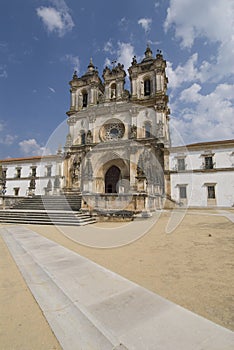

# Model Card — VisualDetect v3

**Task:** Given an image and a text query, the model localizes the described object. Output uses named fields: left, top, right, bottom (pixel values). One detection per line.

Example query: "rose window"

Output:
left=100, top=121, right=125, bottom=141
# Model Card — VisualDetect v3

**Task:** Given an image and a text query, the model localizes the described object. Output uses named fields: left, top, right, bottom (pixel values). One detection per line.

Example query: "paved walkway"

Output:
left=0, top=225, right=233, bottom=350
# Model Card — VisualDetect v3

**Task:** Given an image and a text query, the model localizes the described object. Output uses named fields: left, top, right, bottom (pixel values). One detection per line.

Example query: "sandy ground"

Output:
left=0, top=209, right=233, bottom=349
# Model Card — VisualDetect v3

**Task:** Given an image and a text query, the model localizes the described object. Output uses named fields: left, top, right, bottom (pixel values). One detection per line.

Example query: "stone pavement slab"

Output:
left=0, top=225, right=233, bottom=350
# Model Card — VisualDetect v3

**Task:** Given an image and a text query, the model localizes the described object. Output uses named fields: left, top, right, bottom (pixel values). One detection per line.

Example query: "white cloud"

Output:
left=179, top=83, right=201, bottom=103
left=117, top=42, right=135, bottom=70
left=103, top=41, right=135, bottom=75
left=166, top=53, right=200, bottom=89
left=104, top=57, right=111, bottom=67
left=48, top=86, right=56, bottom=93
left=118, top=17, right=129, bottom=30
left=2, top=134, right=17, bottom=145
left=155, top=2, right=160, bottom=9
left=170, top=83, right=234, bottom=145
left=0, top=65, right=7, bottom=78
left=0, top=122, right=17, bottom=146
left=103, top=40, right=114, bottom=54
left=36, top=0, right=74, bottom=37
left=164, top=0, right=234, bottom=81
left=62, top=54, right=80, bottom=72
left=4, top=135, right=15, bottom=146
left=164, top=0, right=233, bottom=47
left=19, top=139, right=46, bottom=156
left=103, top=41, right=135, bottom=71
left=138, top=18, right=152, bottom=33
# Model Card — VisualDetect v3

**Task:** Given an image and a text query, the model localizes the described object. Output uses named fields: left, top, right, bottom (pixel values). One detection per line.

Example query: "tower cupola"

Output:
left=67, top=59, right=104, bottom=116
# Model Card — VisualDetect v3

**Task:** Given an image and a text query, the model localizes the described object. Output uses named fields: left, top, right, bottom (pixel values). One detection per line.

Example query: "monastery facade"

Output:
left=0, top=46, right=234, bottom=211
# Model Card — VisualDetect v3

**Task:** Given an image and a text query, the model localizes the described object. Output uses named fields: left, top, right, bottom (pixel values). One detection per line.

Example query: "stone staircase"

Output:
left=0, top=194, right=96, bottom=226
left=11, top=194, right=82, bottom=211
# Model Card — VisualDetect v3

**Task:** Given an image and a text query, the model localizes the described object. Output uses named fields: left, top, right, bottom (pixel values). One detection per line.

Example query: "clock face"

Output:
left=101, top=121, right=125, bottom=141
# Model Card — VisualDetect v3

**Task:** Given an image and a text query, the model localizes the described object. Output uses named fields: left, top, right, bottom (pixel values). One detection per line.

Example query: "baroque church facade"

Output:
left=63, top=46, right=170, bottom=213
left=1, top=46, right=234, bottom=211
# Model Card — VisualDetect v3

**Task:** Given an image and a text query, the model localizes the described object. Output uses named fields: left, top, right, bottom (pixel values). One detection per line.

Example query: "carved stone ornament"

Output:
left=100, top=121, right=125, bottom=141
left=65, top=133, right=72, bottom=147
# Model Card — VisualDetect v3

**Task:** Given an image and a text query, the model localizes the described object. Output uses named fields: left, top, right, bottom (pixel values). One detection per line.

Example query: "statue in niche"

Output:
left=111, top=88, right=116, bottom=99
left=130, top=124, right=137, bottom=139
left=86, top=130, right=93, bottom=143
left=71, top=156, right=81, bottom=186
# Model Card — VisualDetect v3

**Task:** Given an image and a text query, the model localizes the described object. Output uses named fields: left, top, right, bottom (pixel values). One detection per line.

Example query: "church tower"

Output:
left=67, top=59, right=104, bottom=116
left=128, top=46, right=170, bottom=146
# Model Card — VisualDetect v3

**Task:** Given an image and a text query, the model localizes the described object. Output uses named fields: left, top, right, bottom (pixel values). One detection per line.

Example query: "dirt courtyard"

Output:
left=0, top=209, right=233, bottom=349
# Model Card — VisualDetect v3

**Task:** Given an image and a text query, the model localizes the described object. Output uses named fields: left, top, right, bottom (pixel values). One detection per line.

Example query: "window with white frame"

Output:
left=179, top=186, right=187, bottom=199
left=177, top=158, right=185, bottom=171
left=14, top=187, right=19, bottom=196
left=31, top=166, right=37, bottom=177
left=207, top=185, right=216, bottom=199
left=15, top=167, right=21, bottom=178
left=204, top=156, right=214, bottom=169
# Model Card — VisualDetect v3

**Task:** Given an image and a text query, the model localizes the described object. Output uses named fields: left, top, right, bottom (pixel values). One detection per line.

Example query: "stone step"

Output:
left=0, top=210, right=89, bottom=217
left=0, top=218, right=96, bottom=226
left=0, top=214, right=93, bottom=222
left=11, top=195, right=82, bottom=211
left=0, top=210, right=95, bottom=226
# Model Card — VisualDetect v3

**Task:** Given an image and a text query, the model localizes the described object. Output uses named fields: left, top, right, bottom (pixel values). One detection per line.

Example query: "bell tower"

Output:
left=128, top=45, right=170, bottom=146
left=67, top=59, right=104, bottom=116
left=129, top=46, right=169, bottom=105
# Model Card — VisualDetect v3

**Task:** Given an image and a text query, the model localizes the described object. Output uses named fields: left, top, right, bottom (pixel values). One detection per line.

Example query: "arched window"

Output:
left=145, top=123, right=151, bottom=138
left=144, top=79, right=151, bottom=96
left=82, top=91, right=88, bottom=107
left=80, top=130, right=86, bottom=145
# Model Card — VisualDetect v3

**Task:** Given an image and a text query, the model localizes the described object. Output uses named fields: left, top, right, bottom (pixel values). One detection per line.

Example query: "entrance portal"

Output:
left=105, top=166, right=120, bottom=193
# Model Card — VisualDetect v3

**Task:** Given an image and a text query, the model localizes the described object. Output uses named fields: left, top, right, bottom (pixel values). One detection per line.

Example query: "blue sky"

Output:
left=0, top=0, right=233, bottom=158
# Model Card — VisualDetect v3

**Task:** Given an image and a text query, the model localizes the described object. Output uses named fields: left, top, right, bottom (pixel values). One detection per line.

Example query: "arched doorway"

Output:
left=105, top=166, right=120, bottom=193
